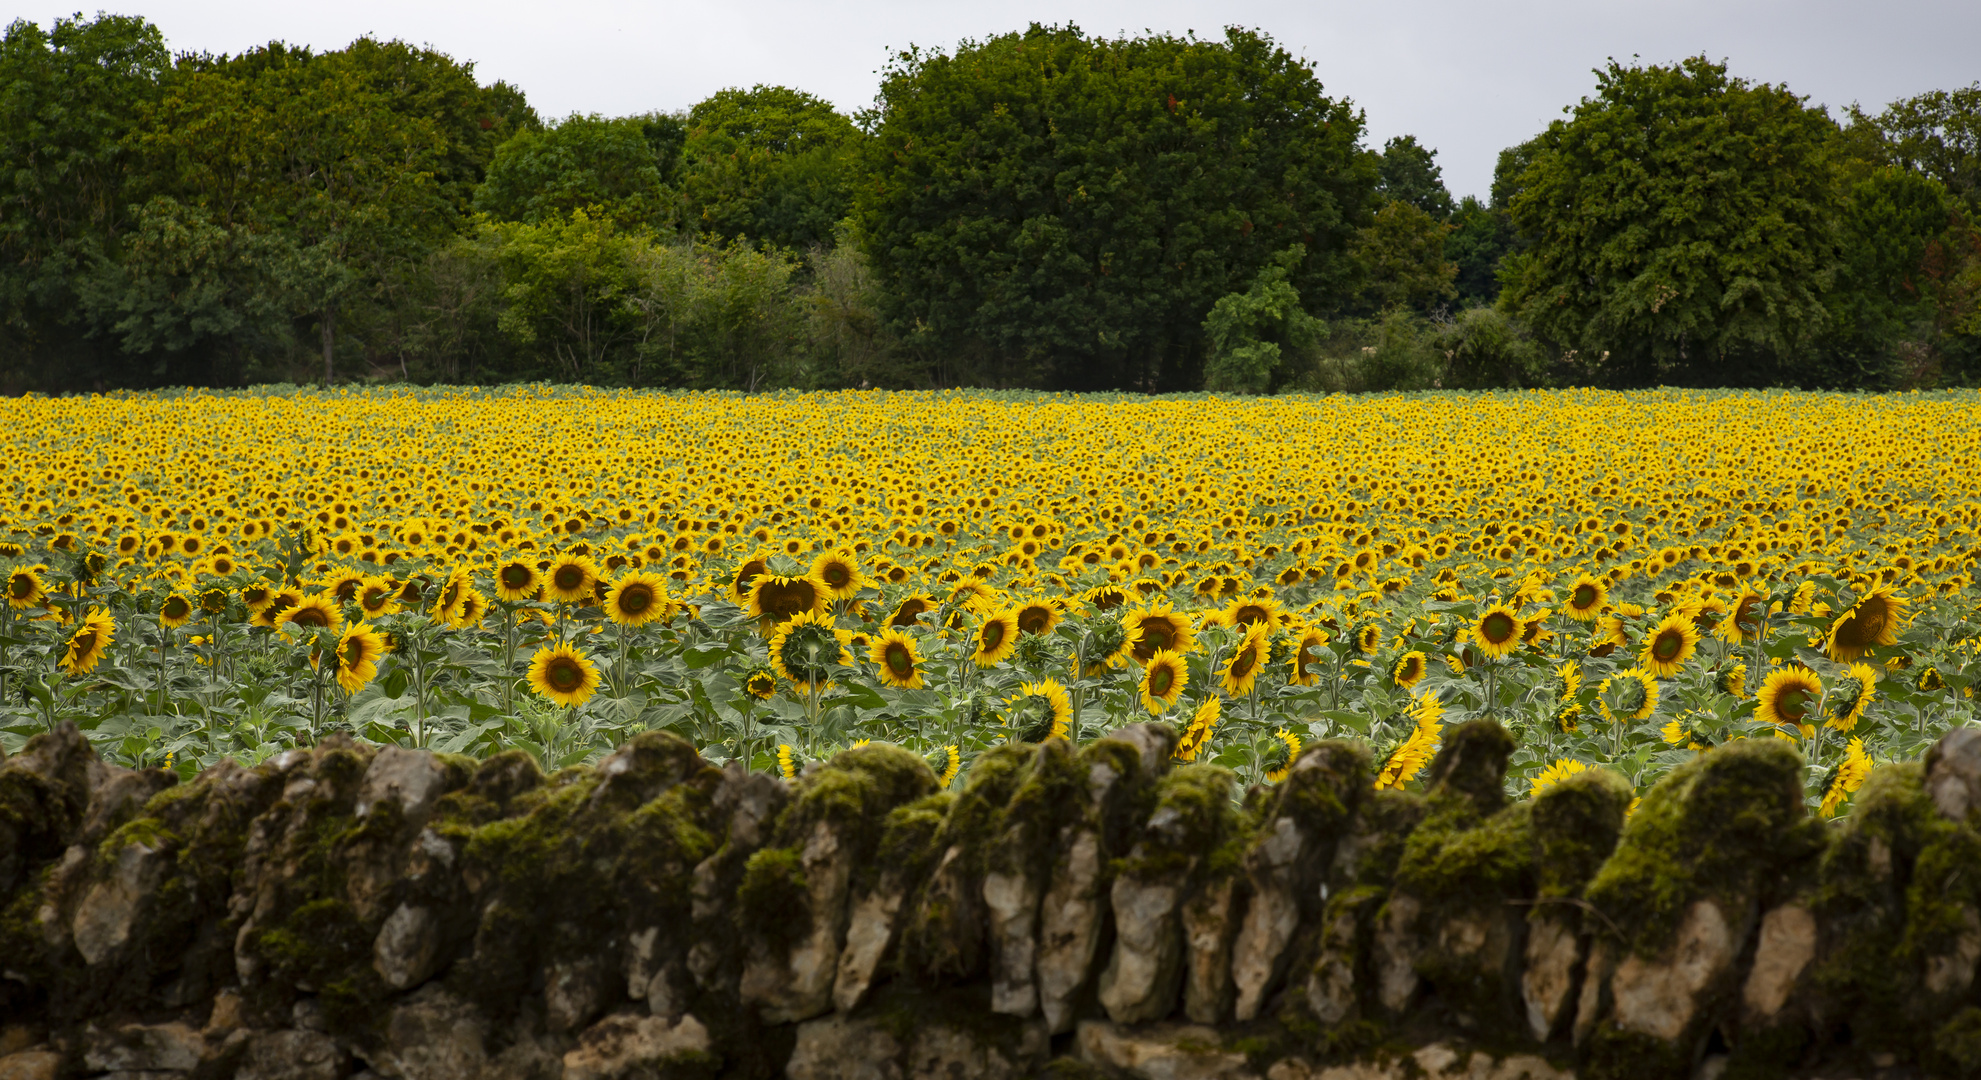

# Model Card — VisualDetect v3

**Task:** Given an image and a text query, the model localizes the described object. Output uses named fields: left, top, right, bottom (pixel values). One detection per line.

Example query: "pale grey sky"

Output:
left=33, top=0, right=1981, bottom=200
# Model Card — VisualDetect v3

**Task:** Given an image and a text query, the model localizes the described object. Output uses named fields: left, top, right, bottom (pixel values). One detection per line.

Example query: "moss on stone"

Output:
left=1117, top=764, right=1242, bottom=880
left=430, top=750, right=545, bottom=836
left=1271, top=740, right=1372, bottom=839
left=1530, top=768, right=1632, bottom=898
left=861, top=792, right=953, bottom=897
left=988, top=738, right=1087, bottom=882
left=738, top=846, right=810, bottom=953
left=1583, top=738, right=1823, bottom=960
left=1936, top=1007, right=1981, bottom=1078
left=1580, top=1021, right=1689, bottom=1080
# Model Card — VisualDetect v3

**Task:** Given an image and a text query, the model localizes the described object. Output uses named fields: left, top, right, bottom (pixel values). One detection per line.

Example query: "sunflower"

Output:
left=936, top=744, right=962, bottom=787
left=1083, top=583, right=1129, bottom=612
left=1529, top=758, right=1589, bottom=796
left=888, top=594, right=938, bottom=628
left=335, top=623, right=388, bottom=695
left=431, top=566, right=474, bottom=621
left=1124, top=598, right=1195, bottom=661
left=748, top=573, right=827, bottom=622
left=357, top=576, right=401, bottom=619
left=768, top=609, right=848, bottom=685
left=281, top=594, right=344, bottom=635
left=605, top=572, right=672, bottom=627
left=1717, top=664, right=1748, bottom=696
left=158, top=592, right=195, bottom=629
left=1005, top=679, right=1073, bottom=742
left=527, top=643, right=601, bottom=707
left=494, top=559, right=540, bottom=602
left=1825, top=662, right=1877, bottom=732
left=448, top=588, right=488, bottom=630
left=1219, top=624, right=1270, bottom=697
left=1820, top=737, right=1873, bottom=817
left=1918, top=667, right=1945, bottom=692
left=1289, top=628, right=1329, bottom=687
left=198, top=587, right=229, bottom=616
left=1472, top=603, right=1523, bottom=659
left=543, top=554, right=600, bottom=605
left=7, top=567, right=46, bottom=609
left=742, top=666, right=779, bottom=700
left=59, top=608, right=115, bottom=675
left=1222, top=594, right=1282, bottom=630
left=1638, top=611, right=1701, bottom=678
left=1562, top=574, right=1606, bottom=622
left=1175, top=696, right=1222, bottom=762
left=731, top=554, right=772, bottom=605
left=1139, top=649, right=1189, bottom=714
left=1597, top=668, right=1658, bottom=723
left=1014, top=598, right=1063, bottom=637
left=1392, top=651, right=1428, bottom=692
left=1376, top=695, right=1443, bottom=789
left=1826, top=589, right=1904, bottom=661
left=871, top=628, right=926, bottom=690
left=970, top=608, right=1021, bottom=667
left=1590, top=613, right=1631, bottom=657
left=776, top=744, right=799, bottom=779
left=810, top=550, right=865, bottom=600
left=1264, top=727, right=1302, bottom=783
left=1756, top=667, right=1823, bottom=730
left=249, top=589, right=301, bottom=629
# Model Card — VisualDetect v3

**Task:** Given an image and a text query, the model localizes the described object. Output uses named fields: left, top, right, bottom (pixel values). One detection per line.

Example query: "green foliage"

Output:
left=1431, top=305, right=1548, bottom=389
left=681, top=85, right=861, bottom=251
left=1375, top=135, right=1453, bottom=219
left=1348, top=201, right=1456, bottom=313
left=1501, top=56, right=1842, bottom=387
left=1875, top=83, right=1981, bottom=208
left=476, top=113, right=681, bottom=231
left=1446, top=196, right=1512, bottom=306
left=1202, top=246, right=1326, bottom=393
left=855, top=23, right=1377, bottom=391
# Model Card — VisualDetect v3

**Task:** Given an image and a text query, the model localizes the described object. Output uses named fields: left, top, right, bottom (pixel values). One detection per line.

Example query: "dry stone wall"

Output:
left=7, top=719, right=1981, bottom=1080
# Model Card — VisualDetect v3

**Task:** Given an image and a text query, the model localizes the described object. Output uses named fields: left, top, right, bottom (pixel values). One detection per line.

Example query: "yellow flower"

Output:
left=1638, top=611, right=1700, bottom=678
left=1756, top=667, right=1822, bottom=730
left=604, top=571, right=671, bottom=627
left=1139, top=649, right=1189, bottom=714
left=527, top=643, right=600, bottom=707
left=1219, top=624, right=1270, bottom=697
left=335, top=623, right=389, bottom=695
left=1472, top=603, right=1522, bottom=659
left=1825, top=663, right=1877, bottom=732
left=59, top=608, right=116, bottom=675
left=1175, top=696, right=1222, bottom=762
left=871, top=629, right=925, bottom=690
left=969, top=608, right=1020, bottom=667
left=1597, top=668, right=1658, bottom=723
left=1820, top=737, right=1872, bottom=817
left=1393, top=650, right=1427, bottom=691
left=1562, top=574, right=1606, bottom=621
left=1530, top=758, right=1588, bottom=796
left=1376, top=695, right=1442, bottom=790
left=543, top=554, right=600, bottom=605
left=778, top=743, right=798, bottom=779
left=1265, top=727, right=1302, bottom=783
left=1826, top=588, right=1904, bottom=661
left=1005, top=679, right=1072, bottom=742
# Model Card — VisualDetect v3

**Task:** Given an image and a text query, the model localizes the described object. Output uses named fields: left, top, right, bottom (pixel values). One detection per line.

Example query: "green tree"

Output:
left=1375, top=135, right=1453, bottom=218
left=0, top=14, right=168, bottom=386
left=1874, top=84, right=1981, bottom=208
left=855, top=24, right=1376, bottom=391
left=475, top=113, right=683, bottom=232
left=1202, top=245, right=1326, bottom=393
left=1446, top=147, right=1534, bottom=305
left=1500, top=57, right=1842, bottom=386
left=1349, top=200, right=1456, bottom=312
left=681, top=86, right=862, bottom=251
left=486, top=209, right=643, bottom=383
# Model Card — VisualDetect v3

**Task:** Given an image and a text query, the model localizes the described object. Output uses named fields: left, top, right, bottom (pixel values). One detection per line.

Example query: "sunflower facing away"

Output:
left=1264, top=727, right=1302, bottom=783
left=1825, top=662, right=1877, bottom=732
left=60, top=608, right=116, bottom=675
left=528, top=643, right=601, bottom=707
left=335, top=623, right=388, bottom=695
left=1638, top=611, right=1701, bottom=678
left=871, top=628, right=925, bottom=690
left=769, top=609, right=848, bottom=686
left=1756, top=667, right=1823, bottom=730
left=743, top=666, right=779, bottom=700
left=1597, top=668, right=1658, bottom=723
left=1005, top=679, right=1072, bottom=743
left=1140, top=649, right=1189, bottom=714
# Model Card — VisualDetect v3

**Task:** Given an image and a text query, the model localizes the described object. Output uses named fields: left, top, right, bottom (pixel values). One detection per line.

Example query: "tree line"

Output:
left=2, top=16, right=1976, bottom=393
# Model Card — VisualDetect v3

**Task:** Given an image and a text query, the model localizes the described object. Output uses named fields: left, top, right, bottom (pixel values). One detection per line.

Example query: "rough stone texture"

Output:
left=17, top=721, right=1981, bottom=1080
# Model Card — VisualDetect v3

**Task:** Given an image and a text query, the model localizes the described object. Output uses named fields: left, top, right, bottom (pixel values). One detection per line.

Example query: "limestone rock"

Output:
left=983, top=863, right=1044, bottom=1015
left=368, top=984, right=491, bottom=1080
left=1099, top=870, right=1189, bottom=1024
left=1926, top=726, right=1981, bottom=821
left=1037, top=741, right=1148, bottom=1033
left=1924, top=905, right=1981, bottom=997
left=80, top=1022, right=204, bottom=1073
left=563, top=1013, right=712, bottom=1080
left=1521, top=911, right=1582, bottom=1042
left=905, top=1021, right=1048, bottom=1080
left=1372, top=892, right=1422, bottom=1014
left=71, top=836, right=169, bottom=965
left=1075, top=1020, right=1256, bottom=1080
left=1740, top=903, right=1817, bottom=1023
left=831, top=884, right=907, bottom=1013
left=355, top=746, right=452, bottom=831
left=786, top=1014, right=903, bottom=1080
left=742, top=819, right=855, bottom=1023
left=1182, top=877, right=1239, bottom=1024
left=547, top=955, right=611, bottom=1033
left=235, top=1030, right=349, bottom=1080
left=373, top=903, right=443, bottom=990
left=0, top=1051, right=62, bottom=1080
left=1305, top=887, right=1382, bottom=1026
left=1607, top=899, right=1735, bottom=1043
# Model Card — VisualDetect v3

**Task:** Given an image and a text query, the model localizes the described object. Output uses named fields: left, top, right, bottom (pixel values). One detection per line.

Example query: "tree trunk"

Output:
left=321, top=306, right=336, bottom=384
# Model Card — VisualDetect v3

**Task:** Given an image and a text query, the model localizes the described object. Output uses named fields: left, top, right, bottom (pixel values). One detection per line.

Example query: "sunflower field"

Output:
left=3, top=385, right=1979, bottom=816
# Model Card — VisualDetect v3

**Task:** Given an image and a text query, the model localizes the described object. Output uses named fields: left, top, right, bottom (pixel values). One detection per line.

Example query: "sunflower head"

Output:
left=495, top=560, right=540, bottom=602
left=544, top=554, right=600, bottom=605
left=1756, top=667, right=1823, bottom=730
left=7, top=567, right=47, bottom=608
left=527, top=643, right=601, bottom=707
left=1219, top=625, right=1270, bottom=697
left=750, top=573, right=827, bottom=622
left=59, top=609, right=115, bottom=676
left=1563, top=574, right=1607, bottom=621
left=810, top=550, right=865, bottom=599
left=1015, top=599, right=1062, bottom=637
left=1826, top=589, right=1904, bottom=661
left=1393, top=651, right=1427, bottom=691
left=769, top=610, right=847, bottom=685
left=1264, top=727, right=1302, bottom=783
left=1597, top=668, right=1658, bottom=723
left=159, top=592, right=195, bottom=629
left=1139, top=649, right=1189, bottom=714
left=871, top=628, right=925, bottom=690
left=282, top=595, right=344, bottom=635
left=335, top=623, right=389, bottom=694
left=1638, top=611, right=1701, bottom=678
left=971, top=609, right=1021, bottom=667
left=1826, top=663, right=1877, bottom=732
left=1005, top=679, right=1072, bottom=743
left=743, top=666, right=779, bottom=700
left=1472, top=604, right=1523, bottom=659
left=605, top=572, right=671, bottom=627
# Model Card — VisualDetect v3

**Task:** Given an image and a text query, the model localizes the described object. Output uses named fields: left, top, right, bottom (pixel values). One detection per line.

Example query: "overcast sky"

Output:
left=37, top=0, right=1981, bottom=200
